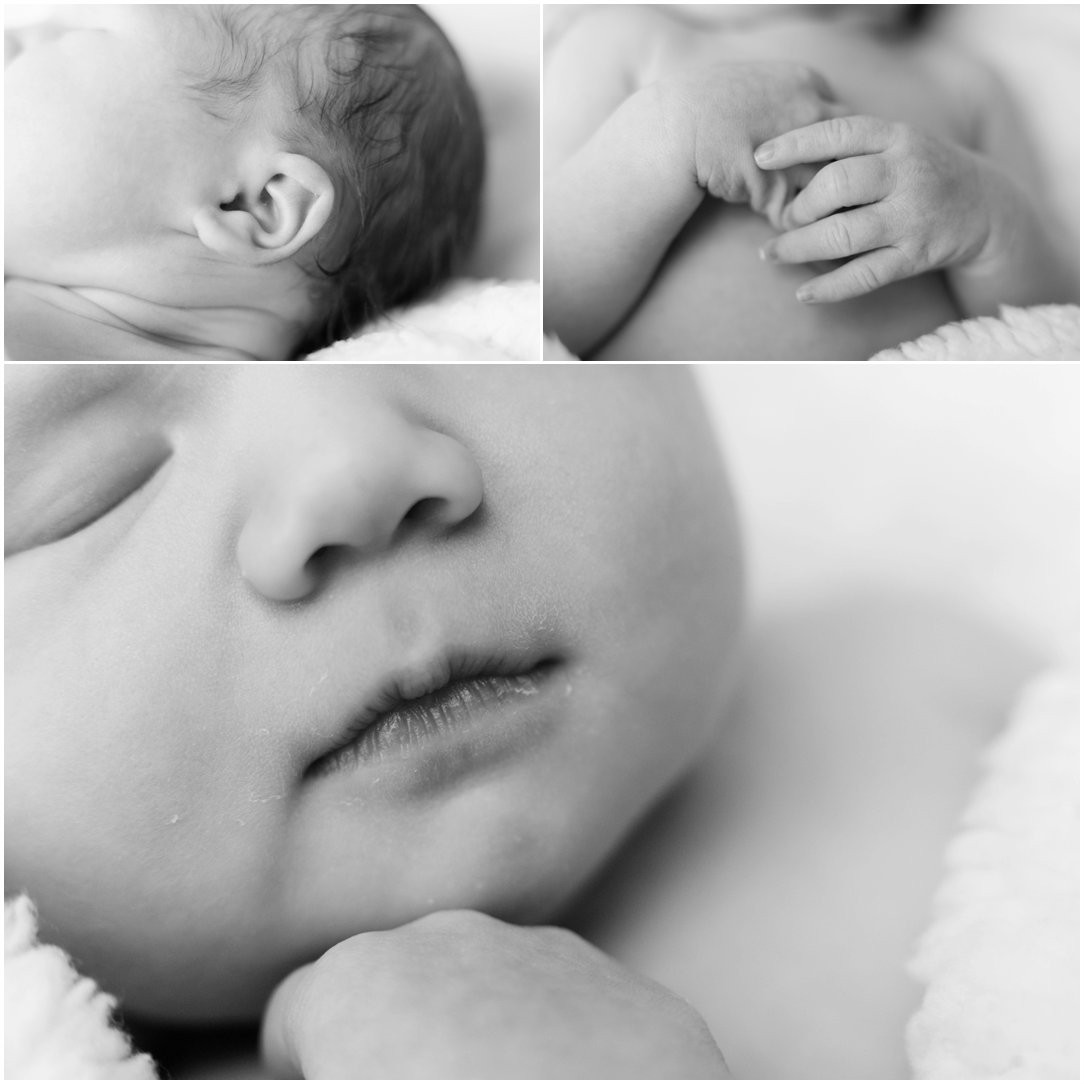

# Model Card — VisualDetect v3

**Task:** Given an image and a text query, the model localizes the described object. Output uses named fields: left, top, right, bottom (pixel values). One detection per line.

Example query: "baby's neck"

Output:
left=4, top=278, right=303, bottom=360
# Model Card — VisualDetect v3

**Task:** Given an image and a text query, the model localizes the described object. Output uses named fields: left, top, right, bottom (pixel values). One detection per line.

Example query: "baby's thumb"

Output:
left=260, top=963, right=316, bottom=1079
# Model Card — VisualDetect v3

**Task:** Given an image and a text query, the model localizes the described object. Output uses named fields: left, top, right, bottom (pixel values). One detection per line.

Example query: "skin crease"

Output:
left=4, top=7, right=329, bottom=359
left=4, top=364, right=743, bottom=1023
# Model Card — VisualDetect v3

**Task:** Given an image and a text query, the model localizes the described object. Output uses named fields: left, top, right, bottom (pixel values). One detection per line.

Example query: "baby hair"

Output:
left=186, top=5, right=485, bottom=354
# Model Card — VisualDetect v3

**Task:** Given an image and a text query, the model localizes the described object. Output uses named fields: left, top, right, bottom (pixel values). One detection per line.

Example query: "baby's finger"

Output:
left=755, top=115, right=898, bottom=170
left=786, top=162, right=821, bottom=193
left=260, top=963, right=316, bottom=1078
left=762, top=205, right=888, bottom=265
left=795, top=247, right=911, bottom=304
left=781, top=155, right=891, bottom=231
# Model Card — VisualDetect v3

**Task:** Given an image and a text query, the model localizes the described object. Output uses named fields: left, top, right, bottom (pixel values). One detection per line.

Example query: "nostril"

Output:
left=303, top=544, right=335, bottom=581
left=404, top=497, right=447, bottom=524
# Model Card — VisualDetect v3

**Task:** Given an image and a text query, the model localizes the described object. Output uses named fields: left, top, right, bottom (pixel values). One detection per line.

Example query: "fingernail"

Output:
left=754, top=144, right=775, bottom=166
left=796, top=286, right=815, bottom=303
left=759, top=244, right=775, bottom=262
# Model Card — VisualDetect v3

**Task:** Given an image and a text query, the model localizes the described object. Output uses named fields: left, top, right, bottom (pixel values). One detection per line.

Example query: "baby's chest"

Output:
left=652, top=20, right=974, bottom=147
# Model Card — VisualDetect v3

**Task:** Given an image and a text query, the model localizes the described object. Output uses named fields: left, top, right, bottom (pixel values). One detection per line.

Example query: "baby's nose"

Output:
left=237, top=417, right=483, bottom=602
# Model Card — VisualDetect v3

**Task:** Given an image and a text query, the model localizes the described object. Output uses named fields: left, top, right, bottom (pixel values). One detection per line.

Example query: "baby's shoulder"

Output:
left=919, top=36, right=1043, bottom=193
left=547, top=5, right=694, bottom=93
left=910, top=34, right=1004, bottom=151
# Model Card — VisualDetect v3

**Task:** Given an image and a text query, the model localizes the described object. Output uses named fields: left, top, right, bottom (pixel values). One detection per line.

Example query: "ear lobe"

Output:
left=194, top=153, right=335, bottom=266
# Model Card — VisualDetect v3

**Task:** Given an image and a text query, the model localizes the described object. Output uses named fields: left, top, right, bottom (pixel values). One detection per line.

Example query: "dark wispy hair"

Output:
left=185, top=5, right=485, bottom=356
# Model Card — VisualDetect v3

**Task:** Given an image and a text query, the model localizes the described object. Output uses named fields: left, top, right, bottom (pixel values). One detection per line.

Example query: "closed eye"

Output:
left=6, top=453, right=171, bottom=557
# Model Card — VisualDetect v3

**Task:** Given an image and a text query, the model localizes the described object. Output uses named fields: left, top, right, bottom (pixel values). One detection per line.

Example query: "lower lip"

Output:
left=309, top=666, right=562, bottom=787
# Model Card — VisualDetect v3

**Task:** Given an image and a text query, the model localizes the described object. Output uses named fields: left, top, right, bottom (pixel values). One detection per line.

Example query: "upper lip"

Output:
left=359, top=647, right=559, bottom=727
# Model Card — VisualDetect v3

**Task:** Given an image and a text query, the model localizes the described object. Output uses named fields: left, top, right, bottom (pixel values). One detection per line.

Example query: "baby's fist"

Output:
left=659, top=60, right=848, bottom=227
left=261, top=909, right=728, bottom=1079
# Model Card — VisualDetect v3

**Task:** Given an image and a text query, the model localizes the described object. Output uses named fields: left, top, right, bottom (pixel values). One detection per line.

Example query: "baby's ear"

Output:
left=193, top=154, right=334, bottom=265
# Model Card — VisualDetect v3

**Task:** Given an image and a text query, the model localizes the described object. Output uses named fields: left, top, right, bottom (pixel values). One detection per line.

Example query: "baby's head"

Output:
left=5, top=365, right=743, bottom=1023
left=668, top=4, right=916, bottom=28
left=4, top=5, right=483, bottom=356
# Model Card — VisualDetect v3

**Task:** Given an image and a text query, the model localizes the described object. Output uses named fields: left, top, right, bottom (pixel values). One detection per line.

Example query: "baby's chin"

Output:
left=97, top=820, right=618, bottom=1023
left=124, top=895, right=584, bottom=1024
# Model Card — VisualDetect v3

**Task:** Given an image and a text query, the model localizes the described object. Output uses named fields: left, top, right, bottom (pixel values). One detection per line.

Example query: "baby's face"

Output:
left=5, top=6, right=227, bottom=285
left=5, top=365, right=742, bottom=1022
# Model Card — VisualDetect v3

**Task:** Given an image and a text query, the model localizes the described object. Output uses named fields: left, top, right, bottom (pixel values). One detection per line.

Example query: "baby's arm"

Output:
left=260, top=910, right=728, bottom=1078
left=755, top=115, right=1077, bottom=316
left=544, top=83, right=703, bottom=358
left=544, top=13, right=845, bottom=356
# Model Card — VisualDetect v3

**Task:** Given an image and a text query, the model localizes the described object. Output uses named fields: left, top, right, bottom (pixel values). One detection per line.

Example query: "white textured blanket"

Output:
left=304, top=279, right=541, bottom=361
left=547, top=305, right=1080, bottom=363
left=4, top=896, right=155, bottom=1079
left=906, top=671, right=1080, bottom=1079
left=871, top=304, right=1080, bottom=362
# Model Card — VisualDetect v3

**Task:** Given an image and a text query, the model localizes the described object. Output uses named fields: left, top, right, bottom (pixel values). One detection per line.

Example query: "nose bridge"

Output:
left=236, top=383, right=483, bottom=602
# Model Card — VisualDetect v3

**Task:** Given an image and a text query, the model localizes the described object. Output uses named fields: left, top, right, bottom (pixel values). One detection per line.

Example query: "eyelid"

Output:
left=7, top=451, right=171, bottom=557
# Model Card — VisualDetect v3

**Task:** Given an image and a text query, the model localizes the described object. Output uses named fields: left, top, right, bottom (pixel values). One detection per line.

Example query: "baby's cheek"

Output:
left=568, top=376, right=744, bottom=765
left=5, top=540, right=279, bottom=900
left=4, top=631, right=297, bottom=1017
left=5, top=56, right=169, bottom=270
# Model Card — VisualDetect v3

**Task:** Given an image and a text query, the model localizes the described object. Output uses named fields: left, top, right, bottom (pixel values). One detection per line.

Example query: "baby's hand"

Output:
left=657, top=61, right=848, bottom=227
left=260, top=909, right=728, bottom=1079
left=755, top=115, right=1005, bottom=303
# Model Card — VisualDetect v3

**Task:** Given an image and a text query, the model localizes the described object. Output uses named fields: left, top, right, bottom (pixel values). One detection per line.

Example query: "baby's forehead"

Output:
left=53, top=6, right=237, bottom=84
left=166, top=5, right=324, bottom=118
left=79, top=5, right=203, bottom=44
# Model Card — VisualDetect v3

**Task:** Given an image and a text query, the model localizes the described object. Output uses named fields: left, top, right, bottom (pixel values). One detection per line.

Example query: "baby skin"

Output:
left=544, top=6, right=1076, bottom=359
left=5, top=6, right=483, bottom=361
left=4, top=9, right=329, bottom=360
left=5, top=364, right=742, bottom=1077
